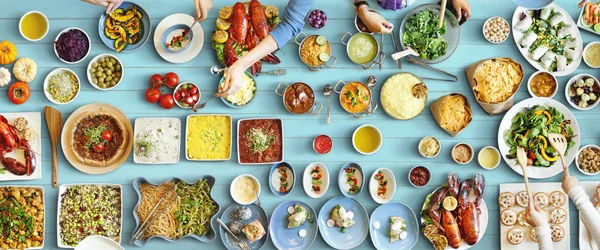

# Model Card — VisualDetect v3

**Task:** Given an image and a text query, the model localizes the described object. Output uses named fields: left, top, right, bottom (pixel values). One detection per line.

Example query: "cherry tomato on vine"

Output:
left=164, top=72, right=179, bottom=88
left=159, top=94, right=175, bottom=109
left=145, top=87, right=161, bottom=103
left=149, top=74, right=164, bottom=87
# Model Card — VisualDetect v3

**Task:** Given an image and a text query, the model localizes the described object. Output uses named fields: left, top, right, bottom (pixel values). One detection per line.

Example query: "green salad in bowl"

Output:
left=504, top=105, right=575, bottom=167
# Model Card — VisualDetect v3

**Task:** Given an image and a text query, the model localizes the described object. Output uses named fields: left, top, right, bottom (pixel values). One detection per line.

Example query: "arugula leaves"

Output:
left=402, top=9, right=448, bottom=60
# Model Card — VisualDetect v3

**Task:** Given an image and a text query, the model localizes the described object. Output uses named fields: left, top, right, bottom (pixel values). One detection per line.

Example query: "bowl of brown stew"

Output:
left=275, top=82, right=322, bottom=115
left=237, top=118, right=284, bottom=165
left=333, top=80, right=373, bottom=118
left=294, top=32, right=336, bottom=71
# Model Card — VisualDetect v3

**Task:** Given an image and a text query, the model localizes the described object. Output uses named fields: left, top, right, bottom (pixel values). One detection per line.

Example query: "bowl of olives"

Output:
left=565, top=74, right=600, bottom=111
left=87, top=54, right=124, bottom=90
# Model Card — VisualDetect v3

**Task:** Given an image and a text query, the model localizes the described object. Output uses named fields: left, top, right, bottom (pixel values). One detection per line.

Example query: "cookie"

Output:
left=517, top=211, right=530, bottom=227
left=550, top=207, right=567, bottom=224
left=501, top=209, right=517, bottom=226
left=499, top=192, right=515, bottom=208
left=549, top=191, right=566, bottom=207
left=13, top=117, right=28, bottom=132
left=534, top=192, right=549, bottom=208
left=507, top=228, right=525, bottom=245
left=516, top=191, right=529, bottom=207
left=551, top=225, right=565, bottom=242
left=530, top=227, right=538, bottom=242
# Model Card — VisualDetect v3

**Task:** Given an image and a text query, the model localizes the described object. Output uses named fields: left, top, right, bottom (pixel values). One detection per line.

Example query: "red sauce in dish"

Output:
left=313, top=135, right=332, bottom=154
left=409, top=166, right=430, bottom=187
left=238, top=119, right=283, bottom=163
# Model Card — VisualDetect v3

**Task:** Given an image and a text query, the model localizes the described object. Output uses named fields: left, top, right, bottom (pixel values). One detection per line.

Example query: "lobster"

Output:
left=0, top=115, right=36, bottom=176
left=428, top=186, right=448, bottom=234
left=249, top=0, right=269, bottom=40
left=442, top=208, right=462, bottom=249
left=448, top=173, right=461, bottom=199
left=457, top=173, right=486, bottom=246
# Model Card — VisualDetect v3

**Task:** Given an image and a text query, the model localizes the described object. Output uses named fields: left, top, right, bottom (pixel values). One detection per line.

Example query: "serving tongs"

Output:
left=129, top=184, right=177, bottom=244
left=391, top=48, right=458, bottom=82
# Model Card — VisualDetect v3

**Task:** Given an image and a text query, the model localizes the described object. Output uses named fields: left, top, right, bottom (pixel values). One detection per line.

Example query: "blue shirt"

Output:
left=270, top=0, right=315, bottom=49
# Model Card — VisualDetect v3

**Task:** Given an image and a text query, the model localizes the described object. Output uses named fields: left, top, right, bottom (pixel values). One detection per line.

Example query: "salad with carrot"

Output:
left=504, top=105, right=575, bottom=167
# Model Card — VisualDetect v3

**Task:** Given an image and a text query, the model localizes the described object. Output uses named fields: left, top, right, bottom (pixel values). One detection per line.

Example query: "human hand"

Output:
left=525, top=201, right=549, bottom=227
left=357, top=7, right=393, bottom=34
left=452, top=0, right=471, bottom=22
left=216, top=63, right=245, bottom=97
left=194, top=0, right=213, bottom=21
left=562, top=174, right=580, bottom=194
left=579, top=0, right=588, bottom=8
left=83, top=0, right=123, bottom=14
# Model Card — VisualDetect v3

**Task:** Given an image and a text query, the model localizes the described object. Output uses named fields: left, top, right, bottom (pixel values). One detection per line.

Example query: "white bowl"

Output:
left=19, top=11, right=49, bottom=41
left=86, top=54, right=124, bottom=90
left=418, top=136, right=441, bottom=158
left=54, top=27, right=91, bottom=64
left=575, top=145, right=600, bottom=176
left=352, top=124, right=382, bottom=155
left=527, top=70, right=558, bottom=98
left=483, top=16, right=510, bottom=44
left=583, top=41, right=600, bottom=69
left=477, top=146, right=501, bottom=170
left=408, top=165, right=431, bottom=188
left=173, top=82, right=201, bottom=109
left=303, top=162, right=329, bottom=198
left=43, top=68, right=81, bottom=105
left=230, top=174, right=261, bottom=205
left=452, top=142, right=474, bottom=164
left=564, top=74, right=600, bottom=111
left=369, top=168, right=396, bottom=204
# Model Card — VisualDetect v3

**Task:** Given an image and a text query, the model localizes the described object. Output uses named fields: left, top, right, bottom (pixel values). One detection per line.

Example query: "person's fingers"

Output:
left=106, top=3, right=115, bottom=14
left=195, top=0, right=203, bottom=20
left=200, top=9, right=209, bottom=21
left=455, top=6, right=462, bottom=22
left=110, top=0, right=121, bottom=13
left=464, top=7, right=472, bottom=20
left=227, top=84, right=242, bottom=95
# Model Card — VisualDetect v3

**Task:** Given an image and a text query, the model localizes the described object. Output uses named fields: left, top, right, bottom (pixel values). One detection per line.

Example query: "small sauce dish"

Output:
left=452, top=142, right=474, bottom=164
left=477, top=146, right=501, bottom=170
left=230, top=174, right=260, bottom=205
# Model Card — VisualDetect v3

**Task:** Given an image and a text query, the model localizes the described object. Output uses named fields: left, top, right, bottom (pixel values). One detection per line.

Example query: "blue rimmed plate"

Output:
left=131, top=176, right=220, bottom=246
left=369, top=202, right=419, bottom=250
left=269, top=162, right=295, bottom=196
left=318, top=196, right=369, bottom=249
left=219, top=203, right=269, bottom=250
left=98, top=1, right=151, bottom=53
left=338, top=162, right=364, bottom=198
left=269, top=200, right=318, bottom=250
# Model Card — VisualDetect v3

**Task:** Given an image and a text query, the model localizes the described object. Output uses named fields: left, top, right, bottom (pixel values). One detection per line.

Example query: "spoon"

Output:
left=367, top=76, right=378, bottom=114
left=323, top=84, right=332, bottom=124
left=254, top=190, right=262, bottom=208
left=192, top=96, right=216, bottom=112
left=210, top=65, right=225, bottom=75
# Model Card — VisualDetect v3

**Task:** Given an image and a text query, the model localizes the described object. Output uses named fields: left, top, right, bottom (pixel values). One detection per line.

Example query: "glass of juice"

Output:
left=19, top=11, right=49, bottom=41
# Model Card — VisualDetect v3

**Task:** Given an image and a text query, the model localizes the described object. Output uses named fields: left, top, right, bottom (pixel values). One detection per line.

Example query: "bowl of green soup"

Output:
left=341, top=32, right=382, bottom=69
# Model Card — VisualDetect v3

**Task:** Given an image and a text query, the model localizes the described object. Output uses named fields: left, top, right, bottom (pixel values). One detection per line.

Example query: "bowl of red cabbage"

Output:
left=54, top=27, right=91, bottom=64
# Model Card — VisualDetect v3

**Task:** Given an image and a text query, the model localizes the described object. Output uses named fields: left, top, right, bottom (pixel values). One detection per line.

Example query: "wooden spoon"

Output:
left=44, top=106, right=62, bottom=188
left=439, top=0, right=447, bottom=29
left=517, top=146, right=533, bottom=201
left=548, top=133, right=570, bottom=175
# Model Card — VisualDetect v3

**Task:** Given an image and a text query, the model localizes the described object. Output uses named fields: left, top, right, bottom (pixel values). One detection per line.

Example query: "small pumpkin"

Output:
left=0, top=40, right=18, bottom=65
left=13, top=57, right=37, bottom=83
left=0, top=67, right=10, bottom=87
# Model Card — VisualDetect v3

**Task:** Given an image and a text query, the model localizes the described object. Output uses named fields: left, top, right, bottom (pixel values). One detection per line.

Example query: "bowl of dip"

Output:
left=313, top=134, right=332, bottom=154
left=583, top=41, right=600, bottom=69
left=19, top=11, right=49, bottom=41
left=418, top=136, right=440, bottom=158
left=230, top=174, right=260, bottom=205
left=408, top=166, right=431, bottom=188
left=352, top=124, right=382, bottom=155
left=452, top=142, right=473, bottom=164
left=477, top=146, right=500, bottom=170
left=527, top=71, right=557, bottom=98
left=341, top=31, right=382, bottom=69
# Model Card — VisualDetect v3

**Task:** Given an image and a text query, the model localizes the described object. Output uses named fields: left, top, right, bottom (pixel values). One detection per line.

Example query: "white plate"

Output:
left=185, top=114, right=232, bottom=161
left=133, top=117, right=180, bottom=164
left=511, top=2, right=583, bottom=77
left=369, top=168, right=396, bottom=204
left=579, top=181, right=599, bottom=250
left=56, top=184, right=123, bottom=249
left=0, top=112, right=42, bottom=181
left=303, top=162, right=329, bottom=198
left=500, top=182, right=569, bottom=250
left=153, top=13, right=204, bottom=63
left=75, top=235, right=124, bottom=250
left=497, top=98, right=580, bottom=179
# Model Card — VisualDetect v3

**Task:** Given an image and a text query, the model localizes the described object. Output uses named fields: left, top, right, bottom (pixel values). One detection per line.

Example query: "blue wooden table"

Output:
left=2, top=0, right=599, bottom=249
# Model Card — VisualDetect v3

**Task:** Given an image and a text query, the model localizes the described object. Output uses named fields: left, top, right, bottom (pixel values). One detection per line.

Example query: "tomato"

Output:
left=190, top=86, right=198, bottom=95
left=82, top=136, right=90, bottom=145
left=8, top=82, right=30, bottom=105
left=191, top=94, right=199, bottom=102
left=164, top=72, right=179, bottom=88
left=159, top=94, right=175, bottom=109
left=185, top=96, right=194, bottom=104
left=527, top=158, right=533, bottom=166
left=180, top=90, right=187, bottom=98
left=174, top=91, right=182, bottom=101
left=145, top=87, right=161, bottom=103
left=101, top=131, right=113, bottom=141
left=93, top=143, right=105, bottom=153
left=149, top=74, right=164, bottom=87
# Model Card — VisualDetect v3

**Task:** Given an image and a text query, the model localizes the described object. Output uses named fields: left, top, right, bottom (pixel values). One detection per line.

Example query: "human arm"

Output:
left=525, top=201, right=553, bottom=250
left=563, top=174, right=600, bottom=248
left=354, top=0, right=393, bottom=34
left=451, top=0, right=471, bottom=22
left=81, top=0, right=123, bottom=14
left=194, top=0, right=213, bottom=21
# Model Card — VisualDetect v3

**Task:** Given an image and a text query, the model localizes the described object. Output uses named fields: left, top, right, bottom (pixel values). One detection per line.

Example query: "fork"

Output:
left=217, top=218, right=250, bottom=250
left=548, top=133, right=570, bottom=175
left=261, top=69, right=286, bottom=76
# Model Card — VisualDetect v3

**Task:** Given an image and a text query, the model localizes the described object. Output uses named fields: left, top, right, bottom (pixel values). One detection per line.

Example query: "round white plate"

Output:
left=497, top=98, right=580, bottom=179
left=153, top=13, right=204, bottom=63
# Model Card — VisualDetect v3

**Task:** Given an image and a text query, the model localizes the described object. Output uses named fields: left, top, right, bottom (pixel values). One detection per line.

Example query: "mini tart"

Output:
left=498, top=192, right=515, bottom=208
left=550, top=207, right=567, bottom=224
left=551, top=225, right=565, bottom=242
left=517, top=211, right=530, bottom=227
left=501, top=209, right=517, bottom=226
left=516, top=191, right=529, bottom=207
left=549, top=190, right=566, bottom=207
left=507, top=227, right=525, bottom=245
left=533, top=192, right=549, bottom=208
left=530, top=227, right=538, bottom=242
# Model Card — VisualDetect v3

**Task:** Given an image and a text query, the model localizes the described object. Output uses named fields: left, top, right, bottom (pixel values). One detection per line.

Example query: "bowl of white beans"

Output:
left=483, top=16, right=510, bottom=44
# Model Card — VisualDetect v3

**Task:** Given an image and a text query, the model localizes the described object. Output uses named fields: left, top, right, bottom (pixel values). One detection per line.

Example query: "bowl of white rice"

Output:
left=220, top=71, right=257, bottom=108
left=380, top=72, right=428, bottom=120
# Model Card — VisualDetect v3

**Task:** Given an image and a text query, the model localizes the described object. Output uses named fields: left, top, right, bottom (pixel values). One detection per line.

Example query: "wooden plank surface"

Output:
left=1, top=0, right=598, bottom=249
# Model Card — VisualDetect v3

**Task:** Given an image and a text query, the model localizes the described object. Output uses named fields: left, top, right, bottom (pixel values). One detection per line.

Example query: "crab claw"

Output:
left=474, top=173, right=485, bottom=206
left=447, top=173, right=461, bottom=199
left=262, top=53, right=280, bottom=64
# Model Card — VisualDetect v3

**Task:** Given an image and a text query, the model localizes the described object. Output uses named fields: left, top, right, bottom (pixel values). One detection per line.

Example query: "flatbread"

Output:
left=70, top=111, right=127, bottom=167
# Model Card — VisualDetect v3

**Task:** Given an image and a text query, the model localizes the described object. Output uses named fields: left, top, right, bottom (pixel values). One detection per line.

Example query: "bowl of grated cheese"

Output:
left=43, top=68, right=80, bottom=105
